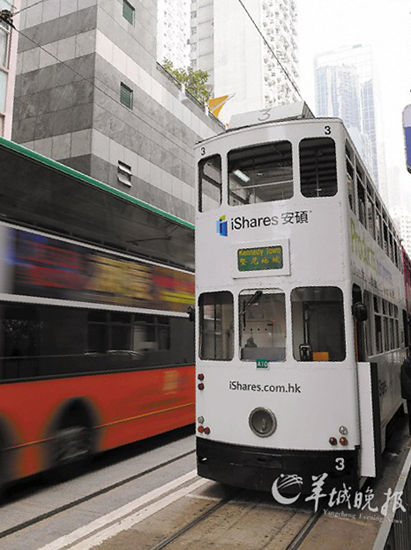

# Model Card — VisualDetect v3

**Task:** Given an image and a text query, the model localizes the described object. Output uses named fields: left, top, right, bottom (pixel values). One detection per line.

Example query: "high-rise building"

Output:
left=12, top=0, right=222, bottom=223
left=314, top=44, right=379, bottom=186
left=0, top=0, right=19, bottom=139
left=190, top=0, right=299, bottom=122
left=157, top=0, right=190, bottom=68
left=392, top=207, right=411, bottom=257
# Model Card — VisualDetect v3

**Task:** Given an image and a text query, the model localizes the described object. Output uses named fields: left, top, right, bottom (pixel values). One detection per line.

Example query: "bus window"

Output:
left=199, top=292, right=233, bottom=360
left=239, top=289, right=286, bottom=361
left=299, top=137, right=337, bottom=198
left=291, top=286, right=345, bottom=361
left=228, top=141, right=293, bottom=205
left=199, top=155, right=222, bottom=213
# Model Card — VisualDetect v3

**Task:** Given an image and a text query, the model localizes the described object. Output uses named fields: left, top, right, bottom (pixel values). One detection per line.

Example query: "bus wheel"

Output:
left=50, top=425, right=93, bottom=481
left=0, top=448, right=5, bottom=501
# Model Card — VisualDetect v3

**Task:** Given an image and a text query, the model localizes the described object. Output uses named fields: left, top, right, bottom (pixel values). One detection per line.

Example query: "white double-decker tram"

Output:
left=195, top=104, right=407, bottom=494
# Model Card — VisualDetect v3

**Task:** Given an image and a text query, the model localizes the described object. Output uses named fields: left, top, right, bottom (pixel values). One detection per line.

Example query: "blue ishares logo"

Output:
left=216, top=215, right=228, bottom=236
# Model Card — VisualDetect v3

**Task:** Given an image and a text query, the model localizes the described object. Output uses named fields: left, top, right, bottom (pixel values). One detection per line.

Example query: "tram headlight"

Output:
left=248, top=407, right=277, bottom=438
left=339, top=426, right=348, bottom=435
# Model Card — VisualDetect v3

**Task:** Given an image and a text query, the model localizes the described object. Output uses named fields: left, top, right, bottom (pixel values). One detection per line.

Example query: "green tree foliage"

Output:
left=163, top=59, right=211, bottom=105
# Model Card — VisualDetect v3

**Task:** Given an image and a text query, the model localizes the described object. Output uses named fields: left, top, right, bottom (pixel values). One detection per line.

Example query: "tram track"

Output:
left=0, top=448, right=195, bottom=540
left=285, top=511, right=321, bottom=550
left=144, top=487, right=321, bottom=550
left=149, top=490, right=238, bottom=550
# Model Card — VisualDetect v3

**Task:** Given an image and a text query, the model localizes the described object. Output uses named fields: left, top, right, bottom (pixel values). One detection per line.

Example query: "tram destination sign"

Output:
left=237, top=245, right=283, bottom=272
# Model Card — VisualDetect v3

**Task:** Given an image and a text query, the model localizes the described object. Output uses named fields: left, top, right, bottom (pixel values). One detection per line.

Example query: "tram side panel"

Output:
left=349, top=214, right=406, bottom=476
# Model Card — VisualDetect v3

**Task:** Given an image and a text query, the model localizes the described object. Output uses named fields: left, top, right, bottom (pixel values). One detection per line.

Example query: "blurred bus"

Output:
left=0, top=139, right=195, bottom=492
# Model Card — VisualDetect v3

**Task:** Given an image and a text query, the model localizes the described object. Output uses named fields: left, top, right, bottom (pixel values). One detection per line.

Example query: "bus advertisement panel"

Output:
left=1, top=226, right=194, bottom=313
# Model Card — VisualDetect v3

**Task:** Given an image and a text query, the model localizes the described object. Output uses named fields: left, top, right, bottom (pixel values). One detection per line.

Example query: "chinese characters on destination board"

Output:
left=237, top=246, right=283, bottom=272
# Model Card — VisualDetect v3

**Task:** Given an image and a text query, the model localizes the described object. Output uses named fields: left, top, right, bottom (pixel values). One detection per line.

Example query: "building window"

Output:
left=117, top=161, right=132, bottom=187
left=120, top=83, right=133, bottom=109
left=123, top=0, right=135, bottom=25
left=0, top=22, right=10, bottom=69
left=0, top=69, right=7, bottom=113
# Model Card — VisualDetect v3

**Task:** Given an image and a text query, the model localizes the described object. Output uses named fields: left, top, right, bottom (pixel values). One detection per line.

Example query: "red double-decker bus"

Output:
left=0, top=139, right=195, bottom=492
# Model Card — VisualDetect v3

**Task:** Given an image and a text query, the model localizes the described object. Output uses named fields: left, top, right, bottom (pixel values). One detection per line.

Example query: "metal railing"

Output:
left=155, top=62, right=225, bottom=130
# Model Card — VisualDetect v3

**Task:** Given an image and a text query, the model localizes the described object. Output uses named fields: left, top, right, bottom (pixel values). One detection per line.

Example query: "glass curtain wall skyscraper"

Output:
left=315, top=44, right=379, bottom=186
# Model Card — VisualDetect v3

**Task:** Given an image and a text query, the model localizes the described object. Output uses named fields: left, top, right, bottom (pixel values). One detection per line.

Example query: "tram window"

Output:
left=291, top=286, right=345, bottom=361
left=356, top=171, right=366, bottom=226
left=299, top=138, right=337, bottom=197
left=364, top=291, right=373, bottom=356
left=388, top=231, right=394, bottom=262
left=199, top=155, right=222, bottom=212
left=366, top=186, right=375, bottom=239
left=346, top=143, right=355, bottom=212
left=383, top=316, right=389, bottom=351
left=395, top=319, right=399, bottom=348
left=199, top=292, right=233, bottom=360
left=228, top=141, right=293, bottom=205
left=375, top=201, right=383, bottom=248
left=239, top=290, right=286, bottom=361
left=383, top=223, right=389, bottom=255
left=375, top=313, right=383, bottom=353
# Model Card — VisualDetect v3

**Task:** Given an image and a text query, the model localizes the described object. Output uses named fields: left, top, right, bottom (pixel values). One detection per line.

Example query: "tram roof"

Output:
left=0, top=138, right=194, bottom=271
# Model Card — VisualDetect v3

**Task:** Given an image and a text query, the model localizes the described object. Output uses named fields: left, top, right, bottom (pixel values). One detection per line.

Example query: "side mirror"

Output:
left=352, top=302, right=368, bottom=322
left=187, top=306, right=195, bottom=322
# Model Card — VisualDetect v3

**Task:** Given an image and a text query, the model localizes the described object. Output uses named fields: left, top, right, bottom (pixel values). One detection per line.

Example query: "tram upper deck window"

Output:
left=239, top=289, right=286, bottom=361
left=291, top=286, right=345, bottom=361
left=228, top=141, right=293, bottom=205
left=199, top=291, right=233, bottom=360
left=199, top=155, right=222, bottom=212
left=299, top=137, right=337, bottom=197
left=346, top=143, right=355, bottom=212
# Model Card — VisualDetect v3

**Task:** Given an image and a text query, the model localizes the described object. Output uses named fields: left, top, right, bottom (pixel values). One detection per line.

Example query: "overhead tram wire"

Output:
left=0, top=13, right=193, bottom=163
left=236, top=0, right=303, bottom=102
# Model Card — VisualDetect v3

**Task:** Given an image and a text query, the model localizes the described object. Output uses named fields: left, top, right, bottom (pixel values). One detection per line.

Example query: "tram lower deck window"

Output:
left=291, top=286, right=345, bottom=361
left=199, top=292, right=234, bottom=360
left=239, top=289, right=286, bottom=361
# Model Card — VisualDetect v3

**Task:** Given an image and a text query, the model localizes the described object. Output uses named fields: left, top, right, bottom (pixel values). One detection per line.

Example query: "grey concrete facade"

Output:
left=13, top=0, right=222, bottom=222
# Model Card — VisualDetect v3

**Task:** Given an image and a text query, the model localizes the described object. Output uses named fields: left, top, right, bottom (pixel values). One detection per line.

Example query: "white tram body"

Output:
left=195, top=106, right=406, bottom=492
